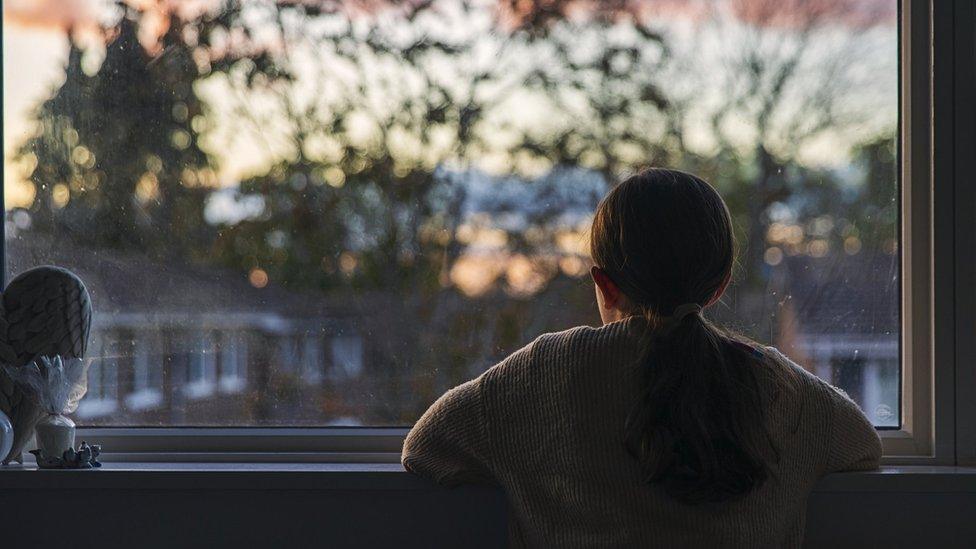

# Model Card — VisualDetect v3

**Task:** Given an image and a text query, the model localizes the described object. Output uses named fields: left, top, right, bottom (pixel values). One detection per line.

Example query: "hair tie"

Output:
left=671, top=303, right=702, bottom=321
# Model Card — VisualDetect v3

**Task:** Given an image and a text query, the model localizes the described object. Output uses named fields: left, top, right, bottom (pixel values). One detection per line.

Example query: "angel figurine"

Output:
left=0, top=266, right=92, bottom=465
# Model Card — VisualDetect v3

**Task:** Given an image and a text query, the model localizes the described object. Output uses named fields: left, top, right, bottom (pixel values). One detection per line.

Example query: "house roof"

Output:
left=4, top=230, right=362, bottom=333
left=773, top=251, right=899, bottom=337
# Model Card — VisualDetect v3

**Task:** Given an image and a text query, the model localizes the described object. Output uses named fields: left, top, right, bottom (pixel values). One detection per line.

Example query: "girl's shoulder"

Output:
left=761, top=346, right=825, bottom=383
left=533, top=318, right=642, bottom=360
left=760, top=345, right=860, bottom=411
left=482, top=320, right=637, bottom=387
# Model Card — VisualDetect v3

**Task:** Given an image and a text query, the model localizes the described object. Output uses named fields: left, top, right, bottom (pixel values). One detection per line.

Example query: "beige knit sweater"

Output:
left=402, top=317, right=882, bottom=548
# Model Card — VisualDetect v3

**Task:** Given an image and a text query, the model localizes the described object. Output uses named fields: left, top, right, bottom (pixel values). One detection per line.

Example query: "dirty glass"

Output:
left=3, top=0, right=898, bottom=427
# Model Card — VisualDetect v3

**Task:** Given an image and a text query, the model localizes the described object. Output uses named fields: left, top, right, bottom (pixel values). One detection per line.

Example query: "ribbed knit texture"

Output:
left=402, top=317, right=882, bottom=548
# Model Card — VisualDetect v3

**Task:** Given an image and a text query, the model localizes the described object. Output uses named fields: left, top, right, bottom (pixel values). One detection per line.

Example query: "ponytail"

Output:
left=625, top=308, right=775, bottom=504
left=590, top=168, right=784, bottom=505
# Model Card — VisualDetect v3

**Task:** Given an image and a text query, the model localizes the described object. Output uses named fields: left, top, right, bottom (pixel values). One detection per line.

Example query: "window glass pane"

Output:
left=219, top=332, right=247, bottom=394
left=301, top=335, right=324, bottom=384
left=183, top=332, right=217, bottom=399
left=331, top=336, right=364, bottom=380
left=77, top=335, right=119, bottom=420
left=3, top=0, right=899, bottom=427
left=125, top=330, right=164, bottom=412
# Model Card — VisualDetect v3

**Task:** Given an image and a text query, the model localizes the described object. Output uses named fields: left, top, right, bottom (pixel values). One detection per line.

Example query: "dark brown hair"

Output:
left=590, top=168, right=782, bottom=504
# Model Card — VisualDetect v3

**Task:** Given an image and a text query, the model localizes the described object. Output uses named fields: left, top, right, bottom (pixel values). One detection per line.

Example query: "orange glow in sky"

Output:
left=3, top=0, right=897, bottom=209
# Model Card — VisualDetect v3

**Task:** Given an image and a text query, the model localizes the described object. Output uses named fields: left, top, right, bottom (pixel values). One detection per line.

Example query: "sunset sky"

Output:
left=3, top=0, right=898, bottom=209
left=4, top=24, right=71, bottom=207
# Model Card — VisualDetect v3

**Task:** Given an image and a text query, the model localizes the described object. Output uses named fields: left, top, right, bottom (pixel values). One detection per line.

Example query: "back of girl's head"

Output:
left=591, top=169, right=734, bottom=313
left=590, top=168, right=780, bottom=504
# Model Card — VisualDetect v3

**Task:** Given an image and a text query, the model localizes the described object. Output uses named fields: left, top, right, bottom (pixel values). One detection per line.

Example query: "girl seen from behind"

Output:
left=403, top=168, right=881, bottom=548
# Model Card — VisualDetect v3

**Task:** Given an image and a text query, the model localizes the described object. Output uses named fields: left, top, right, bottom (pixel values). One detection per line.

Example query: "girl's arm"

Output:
left=825, top=387, right=883, bottom=473
left=402, top=376, right=494, bottom=485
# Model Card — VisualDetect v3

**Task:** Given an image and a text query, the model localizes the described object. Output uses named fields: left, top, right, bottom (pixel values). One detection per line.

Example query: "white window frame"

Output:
left=2, top=0, right=972, bottom=464
left=879, top=0, right=969, bottom=465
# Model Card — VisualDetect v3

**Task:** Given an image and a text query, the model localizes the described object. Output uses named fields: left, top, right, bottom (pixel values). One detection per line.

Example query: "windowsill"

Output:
left=1, top=463, right=974, bottom=493
left=813, top=466, right=976, bottom=492
left=0, top=462, right=430, bottom=491
left=2, top=465, right=973, bottom=548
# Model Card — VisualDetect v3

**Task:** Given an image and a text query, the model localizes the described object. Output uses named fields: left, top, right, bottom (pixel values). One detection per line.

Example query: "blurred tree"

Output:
left=198, top=1, right=676, bottom=411
left=202, top=0, right=674, bottom=287
left=847, top=135, right=898, bottom=250
left=671, top=0, right=896, bottom=295
left=20, top=6, right=210, bottom=258
left=11, top=0, right=898, bottom=423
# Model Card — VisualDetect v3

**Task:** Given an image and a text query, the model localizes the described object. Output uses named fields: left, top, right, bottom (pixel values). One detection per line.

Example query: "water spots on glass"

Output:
left=2, top=0, right=900, bottom=426
left=875, top=404, right=894, bottom=423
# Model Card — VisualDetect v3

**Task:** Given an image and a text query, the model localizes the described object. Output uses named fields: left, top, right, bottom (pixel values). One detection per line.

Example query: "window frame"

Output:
left=882, top=0, right=976, bottom=464
left=949, top=0, right=976, bottom=467
left=0, top=0, right=971, bottom=464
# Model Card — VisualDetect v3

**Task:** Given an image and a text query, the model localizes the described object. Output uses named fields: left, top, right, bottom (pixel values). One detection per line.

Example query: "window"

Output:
left=301, top=335, right=324, bottom=384
left=277, top=336, right=301, bottom=376
left=330, top=336, right=364, bottom=381
left=2, top=0, right=970, bottom=462
left=77, top=335, right=119, bottom=419
left=125, top=331, right=164, bottom=411
left=219, top=332, right=247, bottom=393
left=183, top=332, right=217, bottom=400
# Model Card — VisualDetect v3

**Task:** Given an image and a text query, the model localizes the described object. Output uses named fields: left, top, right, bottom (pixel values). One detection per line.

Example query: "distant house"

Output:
left=5, top=231, right=371, bottom=426
left=5, top=224, right=900, bottom=429
left=772, top=253, right=900, bottom=427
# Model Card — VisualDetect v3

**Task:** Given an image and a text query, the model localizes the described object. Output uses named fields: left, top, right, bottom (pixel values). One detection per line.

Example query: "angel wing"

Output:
left=0, top=266, right=92, bottom=465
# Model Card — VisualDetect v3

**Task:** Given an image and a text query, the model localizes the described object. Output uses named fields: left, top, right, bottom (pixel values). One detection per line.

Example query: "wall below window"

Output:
left=806, top=468, right=976, bottom=547
left=1, top=464, right=973, bottom=548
